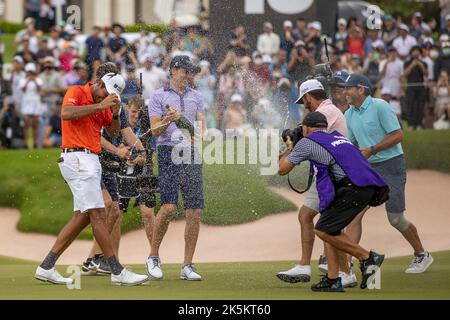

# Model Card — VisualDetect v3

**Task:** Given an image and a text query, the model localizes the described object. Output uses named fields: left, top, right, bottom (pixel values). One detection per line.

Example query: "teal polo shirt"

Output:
left=345, top=96, right=403, bottom=164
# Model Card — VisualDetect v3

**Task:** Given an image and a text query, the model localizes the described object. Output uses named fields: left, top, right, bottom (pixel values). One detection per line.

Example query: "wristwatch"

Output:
left=370, top=146, right=377, bottom=155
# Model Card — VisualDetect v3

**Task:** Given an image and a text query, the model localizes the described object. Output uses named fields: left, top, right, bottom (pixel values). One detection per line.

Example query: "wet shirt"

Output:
left=148, top=84, right=205, bottom=147
left=61, top=83, right=112, bottom=154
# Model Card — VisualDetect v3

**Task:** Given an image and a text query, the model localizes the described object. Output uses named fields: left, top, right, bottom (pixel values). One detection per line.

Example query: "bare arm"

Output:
left=360, top=129, right=403, bottom=158
left=121, top=127, right=145, bottom=152
left=61, top=103, right=104, bottom=120
left=278, top=138, right=295, bottom=176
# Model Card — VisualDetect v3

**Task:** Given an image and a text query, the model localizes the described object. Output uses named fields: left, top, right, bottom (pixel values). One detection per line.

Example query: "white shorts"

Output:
left=21, top=99, right=44, bottom=116
left=304, top=178, right=320, bottom=212
left=58, top=152, right=105, bottom=213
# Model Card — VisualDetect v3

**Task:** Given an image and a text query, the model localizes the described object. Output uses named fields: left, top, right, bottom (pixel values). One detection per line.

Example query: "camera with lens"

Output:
left=282, top=126, right=304, bottom=147
left=99, top=151, right=122, bottom=173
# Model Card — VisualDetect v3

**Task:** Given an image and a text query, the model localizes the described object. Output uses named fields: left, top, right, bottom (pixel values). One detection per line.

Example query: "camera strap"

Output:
left=287, top=168, right=314, bottom=194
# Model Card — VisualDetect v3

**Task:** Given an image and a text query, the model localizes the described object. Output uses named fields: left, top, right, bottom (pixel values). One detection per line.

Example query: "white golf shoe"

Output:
left=146, top=256, right=163, bottom=280
left=277, top=265, right=311, bottom=283
left=405, top=252, right=434, bottom=274
left=180, top=264, right=202, bottom=281
left=35, top=266, right=73, bottom=285
left=111, top=268, right=148, bottom=286
left=339, top=271, right=358, bottom=288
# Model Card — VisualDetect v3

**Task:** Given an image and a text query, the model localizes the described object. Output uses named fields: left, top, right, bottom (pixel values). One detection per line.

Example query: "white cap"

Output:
left=295, top=79, right=324, bottom=104
left=295, top=40, right=306, bottom=47
left=139, top=53, right=155, bottom=64
left=262, top=54, right=272, bottom=64
left=399, top=24, right=409, bottom=32
left=337, top=18, right=347, bottom=27
left=13, top=55, right=24, bottom=64
left=199, top=60, right=210, bottom=68
left=101, top=73, right=126, bottom=101
left=439, top=34, right=450, bottom=42
left=231, top=93, right=243, bottom=103
left=308, top=21, right=322, bottom=32
left=381, top=87, right=393, bottom=96
left=264, top=22, right=273, bottom=29
left=25, top=63, right=36, bottom=73
left=446, top=14, right=450, bottom=21
left=283, top=20, right=293, bottom=28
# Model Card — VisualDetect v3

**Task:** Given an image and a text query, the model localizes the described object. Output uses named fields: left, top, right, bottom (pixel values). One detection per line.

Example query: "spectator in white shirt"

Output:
left=257, top=22, right=280, bottom=57
left=138, top=54, right=168, bottom=101
left=379, top=47, right=404, bottom=99
left=10, top=56, right=26, bottom=113
left=392, top=24, right=418, bottom=59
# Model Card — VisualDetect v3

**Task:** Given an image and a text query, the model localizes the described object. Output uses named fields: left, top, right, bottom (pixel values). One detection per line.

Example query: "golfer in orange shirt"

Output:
left=34, top=73, right=149, bottom=286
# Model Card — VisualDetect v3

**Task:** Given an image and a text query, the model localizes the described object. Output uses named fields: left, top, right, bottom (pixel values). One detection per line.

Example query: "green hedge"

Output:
left=0, top=21, right=25, bottom=34
left=124, top=23, right=168, bottom=35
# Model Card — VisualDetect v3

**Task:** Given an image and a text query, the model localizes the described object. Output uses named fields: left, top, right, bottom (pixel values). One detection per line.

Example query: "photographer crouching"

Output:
left=278, top=112, right=389, bottom=292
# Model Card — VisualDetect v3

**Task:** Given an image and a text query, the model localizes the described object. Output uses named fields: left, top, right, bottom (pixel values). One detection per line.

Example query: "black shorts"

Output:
left=117, top=175, right=156, bottom=212
left=315, top=184, right=376, bottom=236
left=101, top=171, right=119, bottom=202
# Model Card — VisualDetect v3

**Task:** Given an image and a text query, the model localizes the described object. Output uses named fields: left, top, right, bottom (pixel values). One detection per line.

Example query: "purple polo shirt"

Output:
left=149, top=84, right=205, bottom=147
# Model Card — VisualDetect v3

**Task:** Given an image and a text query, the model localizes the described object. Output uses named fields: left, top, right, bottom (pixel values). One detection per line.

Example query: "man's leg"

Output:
left=298, top=205, right=319, bottom=265
left=388, top=211, right=424, bottom=254
left=88, top=190, right=120, bottom=258
left=150, top=204, right=177, bottom=257
left=140, top=205, right=155, bottom=253
left=325, top=242, right=339, bottom=279
left=315, top=228, right=370, bottom=261
left=184, top=209, right=202, bottom=265
left=47, top=211, right=91, bottom=257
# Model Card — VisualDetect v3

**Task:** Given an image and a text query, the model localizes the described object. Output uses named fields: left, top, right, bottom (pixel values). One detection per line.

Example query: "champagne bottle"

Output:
left=165, top=105, right=195, bottom=137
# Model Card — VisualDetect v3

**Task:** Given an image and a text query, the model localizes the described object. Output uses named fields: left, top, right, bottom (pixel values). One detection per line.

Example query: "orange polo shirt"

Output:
left=61, top=83, right=112, bottom=154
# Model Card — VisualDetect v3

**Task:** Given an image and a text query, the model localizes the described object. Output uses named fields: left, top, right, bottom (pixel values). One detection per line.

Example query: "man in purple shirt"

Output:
left=148, top=55, right=206, bottom=281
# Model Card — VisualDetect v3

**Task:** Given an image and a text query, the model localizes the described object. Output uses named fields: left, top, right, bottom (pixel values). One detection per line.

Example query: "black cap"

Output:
left=170, top=55, right=201, bottom=73
left=338, top=73, right=372, bottom=90
left=302, top=112, right=328, bottom=128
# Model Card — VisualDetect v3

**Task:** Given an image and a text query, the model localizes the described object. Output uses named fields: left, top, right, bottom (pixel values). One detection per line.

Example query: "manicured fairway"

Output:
left=1, top=251, right=449, bottom=300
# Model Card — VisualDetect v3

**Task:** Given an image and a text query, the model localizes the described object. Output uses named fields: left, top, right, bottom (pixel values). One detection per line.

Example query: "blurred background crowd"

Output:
left=1, top=2, right=450, bottom=150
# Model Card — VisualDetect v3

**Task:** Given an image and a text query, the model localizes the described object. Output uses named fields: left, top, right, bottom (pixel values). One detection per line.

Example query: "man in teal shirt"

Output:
left=341, top=74, right=433, bottom=274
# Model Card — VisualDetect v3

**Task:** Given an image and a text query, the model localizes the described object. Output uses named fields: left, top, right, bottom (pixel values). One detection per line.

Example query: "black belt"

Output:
left=62, top=148, right=94, bottom=154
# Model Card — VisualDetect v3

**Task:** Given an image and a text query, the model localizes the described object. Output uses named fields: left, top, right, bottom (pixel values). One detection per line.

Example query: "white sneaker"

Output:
left=277, top=265, right=311, bottom=283
left=146, top=256, right=163, bottom=280
left=318, top=255, right=328, bottom=274
left=339, top=271, right=357, bottom=288
left=35, top=266, right=73, bottom=285
left=111, top=268, right=149, bottom=286
left=180, top=264, right=202, bottom=281
left=405, top=252, right=434, bottom=274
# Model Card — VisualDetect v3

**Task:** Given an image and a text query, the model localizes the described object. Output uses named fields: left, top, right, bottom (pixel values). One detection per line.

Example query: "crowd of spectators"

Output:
left=2, top=9, right=450, bottom=149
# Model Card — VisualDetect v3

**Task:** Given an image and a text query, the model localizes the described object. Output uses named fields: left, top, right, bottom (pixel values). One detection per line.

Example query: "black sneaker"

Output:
left=89, top=255, right=112, bottom=275
left=359, top=251, right=385, bottom=289
left=81, top=258, right=95, bottom=276
left=311, top=275, right=345, bottom=292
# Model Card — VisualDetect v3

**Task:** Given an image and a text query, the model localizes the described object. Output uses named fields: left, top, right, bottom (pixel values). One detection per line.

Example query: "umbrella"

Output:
left=338, top=1, right=385, bottom=23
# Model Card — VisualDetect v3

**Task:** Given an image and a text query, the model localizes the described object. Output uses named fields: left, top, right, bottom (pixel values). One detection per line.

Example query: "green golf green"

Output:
left=1, top=251, right=449, bottom=300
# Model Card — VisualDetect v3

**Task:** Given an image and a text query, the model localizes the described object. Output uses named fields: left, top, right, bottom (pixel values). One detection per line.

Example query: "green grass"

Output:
left=1, top=33, right=16, bottom=64
left=1, top=251, right=449, bottom=300
left=0, top=149, right=296, bottom=238
left=402, top=129, right=450, bottom=174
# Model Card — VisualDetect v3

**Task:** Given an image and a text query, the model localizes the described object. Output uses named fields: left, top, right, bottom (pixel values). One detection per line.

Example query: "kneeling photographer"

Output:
left=276, top=79, right=348, bottom=285
left=278, top=112, right=389, bottom=292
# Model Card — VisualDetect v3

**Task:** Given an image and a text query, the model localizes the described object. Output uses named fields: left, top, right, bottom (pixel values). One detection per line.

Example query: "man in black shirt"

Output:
left=106, top=23, right=127, bottom=65
left=403, top=45, right=428, bottom=130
